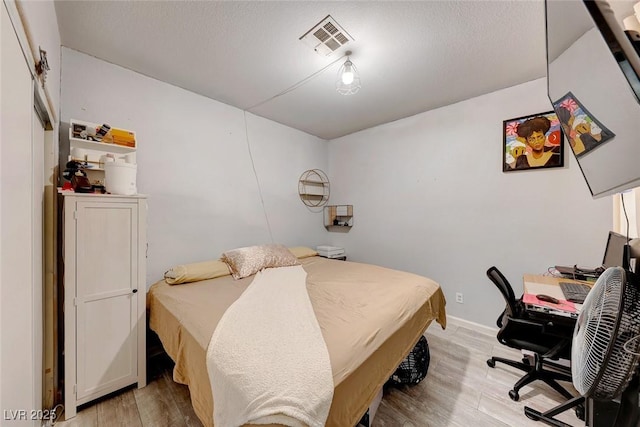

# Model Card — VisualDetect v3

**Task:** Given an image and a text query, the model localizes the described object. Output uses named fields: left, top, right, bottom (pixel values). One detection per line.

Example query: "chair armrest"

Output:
left=497, top=316, right=548, bottom=343
left=508, top=316, right=548, bottom=331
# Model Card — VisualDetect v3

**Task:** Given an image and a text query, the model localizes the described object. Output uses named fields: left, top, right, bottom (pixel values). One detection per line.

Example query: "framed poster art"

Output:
left=503, top=111, right=564, bottom=172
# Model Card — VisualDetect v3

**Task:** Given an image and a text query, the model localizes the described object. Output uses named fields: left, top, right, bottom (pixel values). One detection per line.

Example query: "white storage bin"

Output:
left=104, top=162, right=137, bottom=195
left=357, top=387, right=383, bottom=427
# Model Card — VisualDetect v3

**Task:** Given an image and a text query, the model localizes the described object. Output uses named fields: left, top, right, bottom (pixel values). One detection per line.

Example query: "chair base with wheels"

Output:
left=487, top=351, right=573, bottom=402
left=524, top=396, right=585, bottom=426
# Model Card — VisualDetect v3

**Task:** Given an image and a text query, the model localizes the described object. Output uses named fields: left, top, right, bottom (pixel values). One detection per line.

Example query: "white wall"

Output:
left=60, top=48, right=328, bottom=286
left=327, top=77, right=612, bottom=327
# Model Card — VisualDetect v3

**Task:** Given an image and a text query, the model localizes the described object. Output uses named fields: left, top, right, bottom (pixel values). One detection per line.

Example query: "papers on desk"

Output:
left=523, top=293, right=576, bottom=312
left=523, top=293, right=580, bottom=319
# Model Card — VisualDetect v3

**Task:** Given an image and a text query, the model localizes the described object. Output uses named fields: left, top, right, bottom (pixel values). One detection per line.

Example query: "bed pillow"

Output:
left=221, top=244, right=299, bottom=279
left=164, top=259, right=231, bottom=285
left=288, top=246, right=318, bottom=259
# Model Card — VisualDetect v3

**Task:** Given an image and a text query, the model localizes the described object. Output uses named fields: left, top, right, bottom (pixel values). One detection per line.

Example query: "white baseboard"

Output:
left=446, top=315, right=498, bottom=336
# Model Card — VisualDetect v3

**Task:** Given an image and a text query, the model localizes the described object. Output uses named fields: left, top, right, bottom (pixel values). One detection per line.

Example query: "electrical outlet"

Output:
left=456, top=292, right=464, bottom=304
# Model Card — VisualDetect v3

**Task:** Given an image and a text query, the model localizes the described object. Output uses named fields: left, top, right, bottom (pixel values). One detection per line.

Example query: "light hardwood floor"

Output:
left=56, top=321, right=582, bottom=427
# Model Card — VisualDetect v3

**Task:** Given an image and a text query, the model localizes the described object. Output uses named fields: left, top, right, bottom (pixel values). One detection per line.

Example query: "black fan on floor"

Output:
left=524, top=267, right=640, bottom=426
left=387, top=335, right=430, bottom=386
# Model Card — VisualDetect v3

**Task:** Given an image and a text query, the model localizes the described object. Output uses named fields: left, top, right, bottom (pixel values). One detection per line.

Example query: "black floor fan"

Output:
left=524, top=267, right=640, bottom=427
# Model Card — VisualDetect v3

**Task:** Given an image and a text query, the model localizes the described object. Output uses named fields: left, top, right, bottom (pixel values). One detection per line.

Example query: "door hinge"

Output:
left=73, top=384, right=77, bottom=395
left=73, top=298, right=77, bottom=307
left=73, top=210, right=78, bottom=220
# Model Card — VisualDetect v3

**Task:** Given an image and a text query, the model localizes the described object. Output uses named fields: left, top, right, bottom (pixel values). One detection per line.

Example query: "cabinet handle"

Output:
left=132, top=289, right=138, bottom=293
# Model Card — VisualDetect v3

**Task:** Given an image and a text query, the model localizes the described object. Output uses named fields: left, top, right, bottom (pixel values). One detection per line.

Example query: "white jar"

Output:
left=71, top=147, right=87, bottom=161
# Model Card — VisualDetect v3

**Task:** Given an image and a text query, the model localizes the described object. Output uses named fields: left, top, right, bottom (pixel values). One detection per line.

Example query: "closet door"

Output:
left=74, top=200, right=138, bottom=403
left=1, top=3, right=38, bottom=423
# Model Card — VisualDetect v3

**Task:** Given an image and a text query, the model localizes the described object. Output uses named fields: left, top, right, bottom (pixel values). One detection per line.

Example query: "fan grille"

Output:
left=572, top=267, right=640, bottom=400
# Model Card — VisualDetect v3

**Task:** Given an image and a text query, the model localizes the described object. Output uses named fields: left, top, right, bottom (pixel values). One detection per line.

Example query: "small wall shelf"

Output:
left=298, top=169, right=329, bottom=207
left=69, top=136, right=136, bottom=154
left=68, top=119, right=137, bottom=186
left=324, top=205, right=353, bottom=231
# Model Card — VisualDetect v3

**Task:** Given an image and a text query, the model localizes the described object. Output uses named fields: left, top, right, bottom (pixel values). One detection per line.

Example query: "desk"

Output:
left=522, top=274, right=591, bottom=327
left=523, top=274, right=592, bottom=300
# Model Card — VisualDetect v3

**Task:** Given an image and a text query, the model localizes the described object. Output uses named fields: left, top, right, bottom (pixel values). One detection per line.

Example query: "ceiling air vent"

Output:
left=300, top=15, right=354, bottom=56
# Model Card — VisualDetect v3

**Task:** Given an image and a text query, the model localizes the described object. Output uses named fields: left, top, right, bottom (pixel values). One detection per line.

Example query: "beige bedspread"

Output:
left=148, top=256, right=446, bottom=427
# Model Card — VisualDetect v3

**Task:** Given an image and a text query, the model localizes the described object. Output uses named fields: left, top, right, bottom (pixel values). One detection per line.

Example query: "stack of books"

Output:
left=316, top=245, right=345, bottom=259
left=108, top=128, right=136, bottom=148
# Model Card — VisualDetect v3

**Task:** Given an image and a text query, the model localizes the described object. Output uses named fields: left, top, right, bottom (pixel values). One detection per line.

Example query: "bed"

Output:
left=148, top=254, right=446, bottom=426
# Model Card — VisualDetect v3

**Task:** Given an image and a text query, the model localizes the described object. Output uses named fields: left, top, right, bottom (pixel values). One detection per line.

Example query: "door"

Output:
left=1, top=4, right=39, bottom=424
left=74, top=200, right=138, bottom=402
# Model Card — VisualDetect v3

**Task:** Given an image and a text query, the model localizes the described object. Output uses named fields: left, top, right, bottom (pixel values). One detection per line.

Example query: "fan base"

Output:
left=524, top=396, right=585, bottom=426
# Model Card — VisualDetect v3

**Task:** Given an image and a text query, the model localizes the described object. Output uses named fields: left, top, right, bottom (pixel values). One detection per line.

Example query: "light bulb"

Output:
left=336, top=55, right=361, bottom=95
left=341, top=61, right=354, bottom=84
left=341, top=70, right=354, bottom=85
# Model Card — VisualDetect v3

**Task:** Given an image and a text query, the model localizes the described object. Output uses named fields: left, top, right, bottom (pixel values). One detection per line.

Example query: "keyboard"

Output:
left=559, top=282, right=591, bottom=303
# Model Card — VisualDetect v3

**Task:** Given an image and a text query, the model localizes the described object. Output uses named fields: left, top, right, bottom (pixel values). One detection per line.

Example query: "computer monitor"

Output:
left=602, top=231, right=630, bottom=269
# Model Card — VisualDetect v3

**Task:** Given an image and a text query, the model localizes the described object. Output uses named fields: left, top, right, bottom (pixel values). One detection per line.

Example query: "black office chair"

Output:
left=486, top=266, right=574, bottom=402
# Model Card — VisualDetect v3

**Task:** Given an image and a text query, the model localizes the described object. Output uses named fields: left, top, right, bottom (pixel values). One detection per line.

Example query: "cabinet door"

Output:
left=74, top=201, right=139, bottom=401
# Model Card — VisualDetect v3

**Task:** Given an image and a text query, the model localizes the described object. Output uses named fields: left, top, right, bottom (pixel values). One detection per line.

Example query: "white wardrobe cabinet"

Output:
left=62, top=194, right=147, bottom=418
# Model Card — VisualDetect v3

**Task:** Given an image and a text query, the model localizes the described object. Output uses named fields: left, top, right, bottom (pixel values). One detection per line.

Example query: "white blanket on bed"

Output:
left=206, top=265, right=334, bottom=427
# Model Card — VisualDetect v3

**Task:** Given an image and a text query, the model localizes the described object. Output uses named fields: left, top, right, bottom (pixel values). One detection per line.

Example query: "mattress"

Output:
left=148, top=256, right=446, bottom=426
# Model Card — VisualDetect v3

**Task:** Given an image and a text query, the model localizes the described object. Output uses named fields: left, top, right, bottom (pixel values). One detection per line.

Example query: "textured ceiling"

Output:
left=54, top=1, right=597, bottom=140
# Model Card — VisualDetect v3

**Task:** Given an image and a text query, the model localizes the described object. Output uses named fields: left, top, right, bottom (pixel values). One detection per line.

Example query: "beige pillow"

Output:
left=288, top=246, right=318, bottom=259
left=221, top=244, right=299, bottom=279
left=164, top=259, right=231, bottom=285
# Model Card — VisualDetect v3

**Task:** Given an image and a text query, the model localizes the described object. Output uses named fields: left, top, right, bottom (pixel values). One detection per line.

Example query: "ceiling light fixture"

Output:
left=336, top=51, right=361, bottom=95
